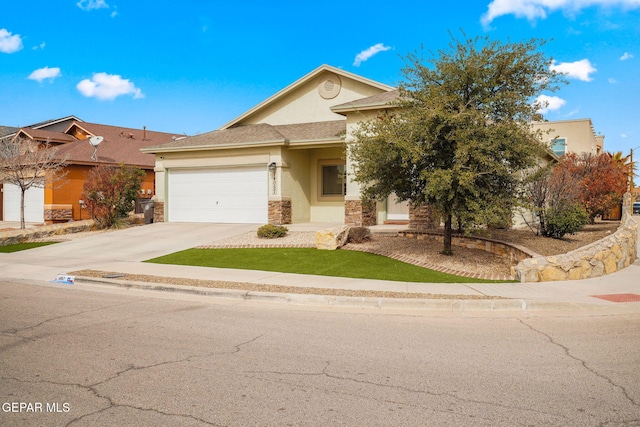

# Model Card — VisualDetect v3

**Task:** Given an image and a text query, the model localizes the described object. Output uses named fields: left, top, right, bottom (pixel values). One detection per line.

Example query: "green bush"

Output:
left=543, top=203, right=589, bottom=239
left=257, top=224, right=288, bottom=239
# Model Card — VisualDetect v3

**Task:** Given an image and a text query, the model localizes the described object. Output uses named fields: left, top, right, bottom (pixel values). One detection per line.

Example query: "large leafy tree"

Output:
left=349, top=35, right=566, bottom=254
left=81, top=164, right=145, bottom=228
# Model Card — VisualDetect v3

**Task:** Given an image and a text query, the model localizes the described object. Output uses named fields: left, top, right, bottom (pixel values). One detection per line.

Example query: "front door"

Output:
left=386, top=192, right=409, bottom=221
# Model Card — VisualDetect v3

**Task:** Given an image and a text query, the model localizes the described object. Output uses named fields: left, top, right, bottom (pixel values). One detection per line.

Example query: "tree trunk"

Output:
left=442, top=213, right=453, bottom=256
left=20, top=188, right=26, bottom=229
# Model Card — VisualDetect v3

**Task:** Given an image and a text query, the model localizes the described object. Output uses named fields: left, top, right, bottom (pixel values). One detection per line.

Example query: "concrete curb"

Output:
left=74, top=276, right=620, bottom=312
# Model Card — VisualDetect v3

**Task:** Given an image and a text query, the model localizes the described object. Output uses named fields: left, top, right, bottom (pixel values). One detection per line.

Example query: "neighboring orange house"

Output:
left=5, top=121, right=183, bottom=223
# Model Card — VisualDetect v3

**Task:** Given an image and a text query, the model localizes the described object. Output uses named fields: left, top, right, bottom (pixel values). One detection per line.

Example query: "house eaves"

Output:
left=219, top=65, right=395, bottom=130
left=287, top=137, right=344, bottom=149
left=330, top=90, right=400, bottom=115
left=143, top=140, right=287, bottom=154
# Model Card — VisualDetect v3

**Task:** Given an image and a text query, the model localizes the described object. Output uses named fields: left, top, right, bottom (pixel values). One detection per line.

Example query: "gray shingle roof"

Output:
left=54, top=122, right=182, bottom=167
left=144, top=120, right=346, bottom=152
left=331, top=90, right=400, bottom=113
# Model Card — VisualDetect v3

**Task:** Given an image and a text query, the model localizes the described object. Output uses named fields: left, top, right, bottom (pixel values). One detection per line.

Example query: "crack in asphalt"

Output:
left=3, top=334, right=262, bottom=425
left=519, top=319, right=640, bottom=410
left=0, top=300, right=142, bottom=336
left=243, top=360, right=567, bottom=425
left=1, top=356, right=222, bottom=426
left=231, top=335, right=262, bottom=354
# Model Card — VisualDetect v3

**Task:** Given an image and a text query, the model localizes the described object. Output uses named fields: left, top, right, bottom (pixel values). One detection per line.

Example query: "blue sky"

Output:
left=1, top=0, right=640, bottom=157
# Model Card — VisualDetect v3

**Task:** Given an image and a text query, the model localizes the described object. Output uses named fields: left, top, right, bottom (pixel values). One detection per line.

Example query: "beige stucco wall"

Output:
left=280, top=148, right=311, bottom=223
left=532, top=119, right=603, bottom=155
left=344, top=110, right=398, bottom=224
left=239, top=71, right=389, bottom=126
left=308, top=146, right=345, bottom=223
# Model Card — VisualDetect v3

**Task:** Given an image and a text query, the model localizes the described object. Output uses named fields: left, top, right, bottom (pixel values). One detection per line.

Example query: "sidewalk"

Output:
left=1, top=221, right=639, bottom=312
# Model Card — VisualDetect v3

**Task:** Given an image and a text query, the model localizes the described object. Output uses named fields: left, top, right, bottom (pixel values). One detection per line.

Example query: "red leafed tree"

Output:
left=81, top=164, right=145, bottom=228
left=553, top=153, right=627, bottom=222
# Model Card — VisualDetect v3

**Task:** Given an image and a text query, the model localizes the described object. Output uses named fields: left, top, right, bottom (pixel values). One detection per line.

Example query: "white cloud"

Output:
left=353, top=43, right=391, bottom=67
left=28, top=67, right=62, bottom=83
left=32, top=42, right=46, bottom=50
left=620, top=133, right=628, bottom=138
left=0, top=28, right=23, bottom=54
left=550, top=59, right=596, bottom=81
left=535, top=94, right=567, bottom=114
left=481, top=0, right=640, bottom=26
left=620, top=52, right=634, bottom=60
left=76, top=72, right=144, bottom=100
left=77, top=0, right=109, bottom=11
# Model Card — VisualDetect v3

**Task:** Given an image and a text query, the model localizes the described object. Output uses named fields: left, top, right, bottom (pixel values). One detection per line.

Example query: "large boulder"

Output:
left=316, top=226, right=350, bottom=250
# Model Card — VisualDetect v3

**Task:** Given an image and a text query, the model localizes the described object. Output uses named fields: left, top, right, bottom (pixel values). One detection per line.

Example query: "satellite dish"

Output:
left=89, top=136, right=104, bottom=147
left=88, top=136, right=103, bottom=161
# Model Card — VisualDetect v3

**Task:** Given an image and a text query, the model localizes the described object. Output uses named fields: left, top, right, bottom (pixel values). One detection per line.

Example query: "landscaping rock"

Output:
left=316, top=226, right=350, bottom=250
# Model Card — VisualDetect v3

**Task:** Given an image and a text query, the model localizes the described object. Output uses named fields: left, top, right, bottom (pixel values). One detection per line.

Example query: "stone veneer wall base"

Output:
left=268, top=200, right=291, bottom=225
left=153, top=202, right=164, bottom=223
left=345, top=200, right=376, bottom=227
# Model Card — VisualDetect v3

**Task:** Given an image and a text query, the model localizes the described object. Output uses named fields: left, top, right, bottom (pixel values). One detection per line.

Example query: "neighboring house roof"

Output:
left=15, top=128, right=77, bottom=144
left=144, top=120, right=346, bottom=153
left=331, top=89, right=400, bottom=114
left=0, top=126, right=19, bottom=137
left=220, top=65, right=395, bottom=129
left=27, top=115, right=83, bottom=130
left=0, top=116, right=83, bottom=140
left=55, top=122, right=183, bottom=167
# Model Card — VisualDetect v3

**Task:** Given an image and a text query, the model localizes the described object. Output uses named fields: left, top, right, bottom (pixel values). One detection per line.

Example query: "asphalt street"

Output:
left=1, top=279, right=639, bottom=426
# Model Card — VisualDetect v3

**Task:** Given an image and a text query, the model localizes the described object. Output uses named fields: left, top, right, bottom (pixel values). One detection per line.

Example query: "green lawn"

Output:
left=146, top=248, right=508, bottom=283
left=0, top=242, right=58, bottom=253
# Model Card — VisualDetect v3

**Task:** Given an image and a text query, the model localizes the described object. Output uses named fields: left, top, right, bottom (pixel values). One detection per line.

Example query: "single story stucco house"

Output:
left=143, top=65, right=409, bottom=226
left=143, top=65, right=606, bottom=228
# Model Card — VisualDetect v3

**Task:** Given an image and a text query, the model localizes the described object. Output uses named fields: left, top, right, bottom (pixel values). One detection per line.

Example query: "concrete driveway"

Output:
left=0, top=222, right=258, bottom=281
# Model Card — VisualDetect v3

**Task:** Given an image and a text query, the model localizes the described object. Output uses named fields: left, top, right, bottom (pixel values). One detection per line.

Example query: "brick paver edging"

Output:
left=198, top=243, right=316, bottom=249
left=341, top=245, right=514, bottom=281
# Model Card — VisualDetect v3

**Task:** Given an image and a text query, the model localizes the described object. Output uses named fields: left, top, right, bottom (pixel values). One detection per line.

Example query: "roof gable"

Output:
left=15, top=128, right=77, bottom=144
left=221, top=65, right=395, bottom=129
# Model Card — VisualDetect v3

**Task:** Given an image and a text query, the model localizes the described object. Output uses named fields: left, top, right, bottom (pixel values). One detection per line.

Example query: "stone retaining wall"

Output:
left=512, top=212, right=638, bottom=282
left=399, top=230, right=539, bottom=265
left=0, top=220, right=96, bottom=247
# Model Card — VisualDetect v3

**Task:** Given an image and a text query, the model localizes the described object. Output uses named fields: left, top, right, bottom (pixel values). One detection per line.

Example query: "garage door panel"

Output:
left=2, top=184, right=44, bottom=223
left=168, top=166, right=268, bottom=223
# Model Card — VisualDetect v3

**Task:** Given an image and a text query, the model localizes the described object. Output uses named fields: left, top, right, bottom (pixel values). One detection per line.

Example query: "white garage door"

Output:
left=168, top=166, right=268, bottom=223
left=2, top=183, right=44, bottom=223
